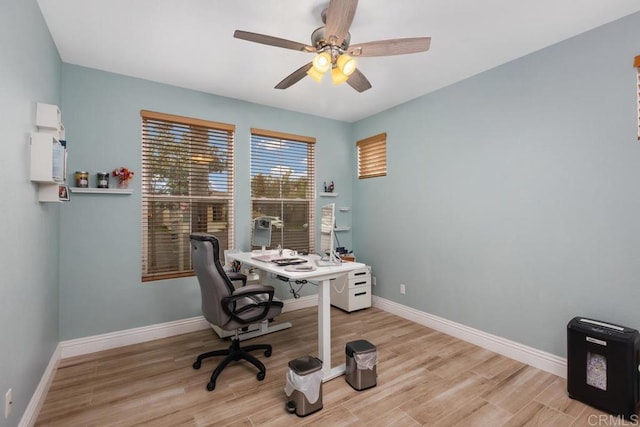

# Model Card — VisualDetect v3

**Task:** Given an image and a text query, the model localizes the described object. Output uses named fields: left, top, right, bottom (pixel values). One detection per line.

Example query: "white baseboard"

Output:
left=60, top=296, right=317, bottom=360
left=372, top=296, right=567, bottom=378
left=60, top=317, right=210, bottom=359
left=282, top=294, right=317, bottom=312
left=19, top=343, right=61, bottom=427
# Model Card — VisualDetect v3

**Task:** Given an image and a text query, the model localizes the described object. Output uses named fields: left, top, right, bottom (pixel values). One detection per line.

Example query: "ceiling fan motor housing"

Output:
left=311, top=27, right=351, bottom=53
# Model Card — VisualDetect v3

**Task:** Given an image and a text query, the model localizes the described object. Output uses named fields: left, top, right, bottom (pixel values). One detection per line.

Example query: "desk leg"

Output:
left=318, top=278, right=345, bottom=382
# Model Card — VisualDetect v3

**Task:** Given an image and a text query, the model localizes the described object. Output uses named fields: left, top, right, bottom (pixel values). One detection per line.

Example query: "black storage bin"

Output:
left=567, top=317, right=640, bottom=419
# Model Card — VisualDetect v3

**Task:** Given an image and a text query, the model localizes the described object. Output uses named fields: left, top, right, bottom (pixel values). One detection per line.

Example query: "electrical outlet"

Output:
left=5, top=388, right=12, bottom=419
left=400, top=283, right=406, bottom=294
left=372, top=276, right=376, bottom=286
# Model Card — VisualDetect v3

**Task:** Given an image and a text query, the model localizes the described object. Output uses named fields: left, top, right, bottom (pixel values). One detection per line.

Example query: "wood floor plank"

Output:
left=36, top=306, right=621, bottom=426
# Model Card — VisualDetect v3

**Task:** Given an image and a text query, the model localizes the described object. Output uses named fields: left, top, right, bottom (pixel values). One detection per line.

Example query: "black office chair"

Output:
left=190, top=233, right=284, bottom=391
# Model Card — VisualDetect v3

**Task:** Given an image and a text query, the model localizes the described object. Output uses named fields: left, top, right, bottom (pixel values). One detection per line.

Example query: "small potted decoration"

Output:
left=112, top=167, right=134, bottom=189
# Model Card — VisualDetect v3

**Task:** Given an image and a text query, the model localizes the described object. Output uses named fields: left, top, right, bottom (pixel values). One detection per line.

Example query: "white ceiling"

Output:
left=37, top=0, right=640, bottom=123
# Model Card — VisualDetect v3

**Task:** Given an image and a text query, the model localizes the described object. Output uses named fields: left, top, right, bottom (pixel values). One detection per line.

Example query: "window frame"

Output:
left=140, top=110, right=236, bottom=282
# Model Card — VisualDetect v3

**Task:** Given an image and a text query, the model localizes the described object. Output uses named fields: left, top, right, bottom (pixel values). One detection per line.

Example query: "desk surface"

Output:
left=229, top=252, right=366, bottom=280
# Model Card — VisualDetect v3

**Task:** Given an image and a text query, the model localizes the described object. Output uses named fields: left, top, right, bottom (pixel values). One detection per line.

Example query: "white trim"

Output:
left=59, top=296, right=317, bottom=359
left=282, top=294, right=317, bottom=312
left=372, top=296, right=567, bottom=378
left=19, top=344, right=61, bottom=427
left=60, top=317, right=210, bottom=359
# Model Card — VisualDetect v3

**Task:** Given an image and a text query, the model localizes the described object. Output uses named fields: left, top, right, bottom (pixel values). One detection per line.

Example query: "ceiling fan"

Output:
left=233, top=0, right=431, bottom=93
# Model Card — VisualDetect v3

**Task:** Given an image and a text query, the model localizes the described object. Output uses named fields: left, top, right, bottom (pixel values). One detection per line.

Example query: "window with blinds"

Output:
left=250, top=129, right=315, bottom=253
left=357, top=132, right=387, bottom=179
left=635, top=55, right=640, bottom=140
left=141, top=110, right=235, bottom=282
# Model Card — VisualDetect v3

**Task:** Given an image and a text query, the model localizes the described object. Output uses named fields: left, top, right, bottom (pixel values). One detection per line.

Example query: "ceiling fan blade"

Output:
left=325, top=0, right=358, bottom=46
left=347, top=68, right=372, bottom=93
left=275, top=63, right=313, bottom=89
left=234, top=30, right=315, bottom=52
left=348, top=37, right=431, bottom=57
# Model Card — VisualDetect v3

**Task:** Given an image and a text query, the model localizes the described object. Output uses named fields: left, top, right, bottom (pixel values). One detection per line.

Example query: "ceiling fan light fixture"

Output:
left=306, top=66, right=325, bottom=82
left=336, top=54, right=357, bottom=76
left=312, top=52, right=332, bottom=73
left=331, top=67, right=349, bottom=85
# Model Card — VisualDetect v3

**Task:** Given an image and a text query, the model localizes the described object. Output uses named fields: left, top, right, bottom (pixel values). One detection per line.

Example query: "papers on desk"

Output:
left=251, top=254, right=308, bottom=266
left=284, top=264, right=316, bottom=272
left=251, top=254, right=280, bottom=262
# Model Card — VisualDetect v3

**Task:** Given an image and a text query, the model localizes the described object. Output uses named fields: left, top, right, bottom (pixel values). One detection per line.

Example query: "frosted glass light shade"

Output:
left=337, top=54, right=356, bottom=76
left=312, top=52, right=332, bottom=73
left=307, top=66, right=325, bottom=82
left=331, top=67, right=349, bottom=85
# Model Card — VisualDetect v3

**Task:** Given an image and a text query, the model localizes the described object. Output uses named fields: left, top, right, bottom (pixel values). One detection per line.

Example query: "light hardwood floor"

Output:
left=37, top=307, right=619, bottom=426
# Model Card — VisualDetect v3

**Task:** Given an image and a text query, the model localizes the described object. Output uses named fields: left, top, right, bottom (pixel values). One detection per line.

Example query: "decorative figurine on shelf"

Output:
left=112, top=166, right=134, bottom=189
left=323, top=181, right=335, bottom=193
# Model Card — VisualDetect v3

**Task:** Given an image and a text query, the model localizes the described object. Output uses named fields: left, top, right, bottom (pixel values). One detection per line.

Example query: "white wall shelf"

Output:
left=339, top=207, right=350, bottom=212
left=70, top=187, right=133, bottom=195
left=319, top=192, right=338, bottom=197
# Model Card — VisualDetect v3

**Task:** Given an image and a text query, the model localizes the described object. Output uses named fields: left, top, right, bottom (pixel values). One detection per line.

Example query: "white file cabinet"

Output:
left=330, top=265, right=371, bottom=312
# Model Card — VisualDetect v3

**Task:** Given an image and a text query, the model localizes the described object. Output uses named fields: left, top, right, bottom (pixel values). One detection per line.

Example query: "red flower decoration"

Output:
left=112, top=167, right=134, bottom=183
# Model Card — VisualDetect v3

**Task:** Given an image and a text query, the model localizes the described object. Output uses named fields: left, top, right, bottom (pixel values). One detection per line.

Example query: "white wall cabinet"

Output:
left=330, top=265, right=372, bottom=312
left=30, top=102, right=67, bottom=202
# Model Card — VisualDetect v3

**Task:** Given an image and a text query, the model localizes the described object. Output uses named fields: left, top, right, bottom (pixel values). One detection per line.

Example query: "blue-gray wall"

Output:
left=353, top=12, right=640, bottom=356
left=58, top=65, right=354, bottom=340
left=0, top=1, right=61, bottom=426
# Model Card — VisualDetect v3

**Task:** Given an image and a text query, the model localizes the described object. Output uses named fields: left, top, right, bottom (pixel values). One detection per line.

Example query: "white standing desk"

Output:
left=228, top=252, right=367, bottom=381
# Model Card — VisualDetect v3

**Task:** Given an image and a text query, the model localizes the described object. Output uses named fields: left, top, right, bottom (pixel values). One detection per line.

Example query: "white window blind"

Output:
left=250, top=128, right=316, bottom=253
left=141, top=110, right=235, bottom=281
left=357, top=132, right=387, bottom=179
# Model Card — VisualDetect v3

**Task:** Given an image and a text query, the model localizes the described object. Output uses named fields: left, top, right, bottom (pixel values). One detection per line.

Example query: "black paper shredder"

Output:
left=567, top=317, right=640, bottom=419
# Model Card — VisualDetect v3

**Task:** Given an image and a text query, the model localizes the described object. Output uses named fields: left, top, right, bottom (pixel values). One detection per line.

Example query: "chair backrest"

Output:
left=189, top=233, right=236, bottom=327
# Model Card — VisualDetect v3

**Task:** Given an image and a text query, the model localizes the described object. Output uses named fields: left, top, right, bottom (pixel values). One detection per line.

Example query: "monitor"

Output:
left=318, top=203, right=340, bottom=264
left=251, top=217, right=272, bottom=249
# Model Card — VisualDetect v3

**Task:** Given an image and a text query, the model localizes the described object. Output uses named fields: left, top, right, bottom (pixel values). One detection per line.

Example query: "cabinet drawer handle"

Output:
left=354, top=281, right=367, bottom=286
left=354, top=272, right=366, bottom=276
left=355, top=292, right=367, bottom=296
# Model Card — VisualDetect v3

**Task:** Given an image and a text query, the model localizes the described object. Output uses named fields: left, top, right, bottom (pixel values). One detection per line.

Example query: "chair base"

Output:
left=193, top=335, right=272, bottom=391
left=209, top=319, right=292, bottom=341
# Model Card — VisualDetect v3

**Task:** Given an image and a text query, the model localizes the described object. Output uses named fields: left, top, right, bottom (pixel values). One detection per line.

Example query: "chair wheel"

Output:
left=257, top=371, right=265, bottom=381
left=206, top=381, right=216, bottom=391
left=264, top=349, right=272, bottom=357
left=193, top=361, right=201, bottom=369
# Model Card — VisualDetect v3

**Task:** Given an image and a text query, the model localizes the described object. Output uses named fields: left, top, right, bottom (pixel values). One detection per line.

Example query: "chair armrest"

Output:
left=222, top=285, right=275, bottom=324
left=227, top=272, right=247, bottom=286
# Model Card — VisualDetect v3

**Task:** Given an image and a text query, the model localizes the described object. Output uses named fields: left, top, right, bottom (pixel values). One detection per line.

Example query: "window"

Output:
left=250, top=128, right=315, bottom=253
left=141, top=110, right=235, bottom=281
left=357, top=132, right=387, bottom=179
left=635, top=55, right=640, bottom=140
